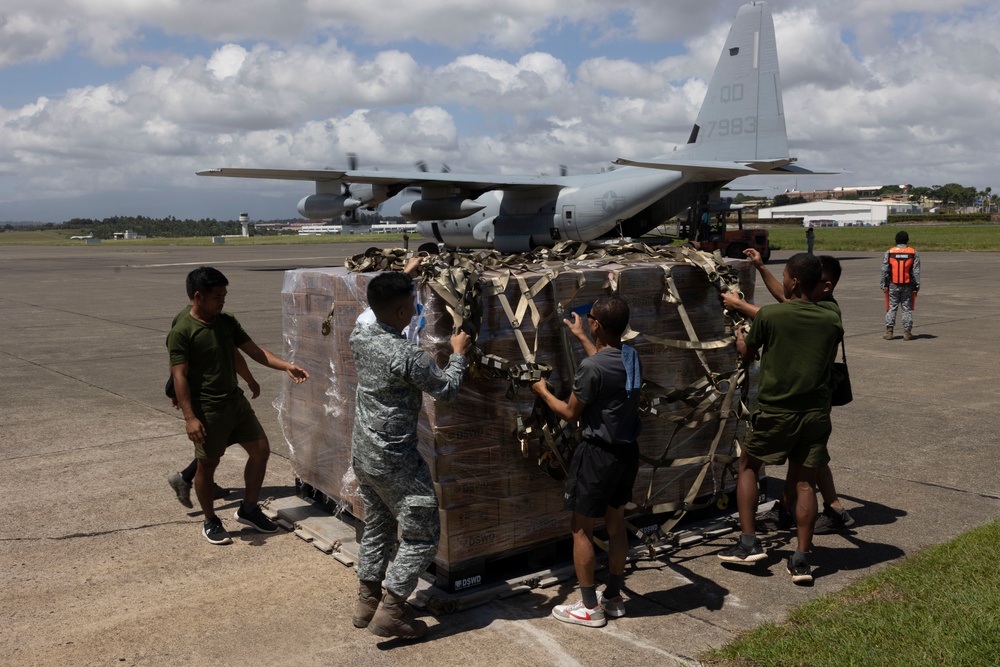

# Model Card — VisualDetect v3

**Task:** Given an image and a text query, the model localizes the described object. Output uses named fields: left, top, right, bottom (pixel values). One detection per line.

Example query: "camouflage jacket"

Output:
left=350, top=321, right=468, bottom=474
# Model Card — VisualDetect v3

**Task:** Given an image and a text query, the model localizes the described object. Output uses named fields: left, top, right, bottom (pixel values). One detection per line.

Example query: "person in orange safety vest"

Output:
left=880, top=230, right=920, bottom=340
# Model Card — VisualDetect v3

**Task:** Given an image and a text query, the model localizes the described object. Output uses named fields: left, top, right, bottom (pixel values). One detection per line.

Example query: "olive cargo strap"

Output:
left=346, top=240, right=755, bottom=554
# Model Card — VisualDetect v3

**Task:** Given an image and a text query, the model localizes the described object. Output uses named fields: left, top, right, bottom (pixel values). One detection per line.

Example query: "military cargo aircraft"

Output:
left=198, top=2, right=829, bottom=252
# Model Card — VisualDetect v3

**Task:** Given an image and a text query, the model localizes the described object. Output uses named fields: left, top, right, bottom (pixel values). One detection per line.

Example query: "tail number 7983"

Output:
left=704, top=117, right=758, bottom=137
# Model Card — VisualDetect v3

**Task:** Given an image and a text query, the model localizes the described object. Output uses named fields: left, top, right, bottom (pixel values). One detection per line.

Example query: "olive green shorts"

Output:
left=744, top=409, right=832, bottom=469
left=194, top=395, right=266, bottom=459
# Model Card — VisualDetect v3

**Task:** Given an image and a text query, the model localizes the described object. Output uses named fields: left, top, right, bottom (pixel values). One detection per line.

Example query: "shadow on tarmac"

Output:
left=375, top=590, right=556, bottom=649
left=622, top=557, right=730, bottom=616
left=716, top=493, right=908, bottom=582
left=374, top=550, right=735, bottom=647
left=389, top=489, right=912, bottom=642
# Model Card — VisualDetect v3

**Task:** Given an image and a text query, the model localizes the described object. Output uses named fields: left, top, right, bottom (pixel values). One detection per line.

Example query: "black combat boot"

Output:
left=368, top=591, right=427, bottom=639
left=352, top=580, right=382, bottom=629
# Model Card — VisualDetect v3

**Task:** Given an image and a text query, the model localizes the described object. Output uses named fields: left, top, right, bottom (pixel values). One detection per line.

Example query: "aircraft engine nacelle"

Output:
left=297, top=194, right=362, bottom=219
left=400, top=197, right=485, bottom=221
left=348, top=183, right=390, bottom=208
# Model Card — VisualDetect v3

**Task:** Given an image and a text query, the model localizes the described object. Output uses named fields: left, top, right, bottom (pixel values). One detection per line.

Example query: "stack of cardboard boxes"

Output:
left=278, top=254, right=754, bottom=587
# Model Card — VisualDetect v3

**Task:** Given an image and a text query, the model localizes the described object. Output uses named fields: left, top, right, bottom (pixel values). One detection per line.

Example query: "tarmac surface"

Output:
left=2, top=241, right=998, bottom=666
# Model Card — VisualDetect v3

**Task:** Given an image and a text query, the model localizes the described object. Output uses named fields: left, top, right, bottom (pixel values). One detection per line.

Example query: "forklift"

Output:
left=680, top=195, right=772, bottom=263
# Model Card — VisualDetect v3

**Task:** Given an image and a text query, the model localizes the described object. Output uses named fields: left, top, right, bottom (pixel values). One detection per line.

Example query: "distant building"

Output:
left=298, top=224, right=344, bottom=235
left=758, top=200, right=900, bottom=227
left=780, top=184, right=912, bottom=202
left=370, top=223, right=417, bottom=234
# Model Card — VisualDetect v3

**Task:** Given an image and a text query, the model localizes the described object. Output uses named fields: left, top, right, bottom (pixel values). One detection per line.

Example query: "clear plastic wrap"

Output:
left=278, top=253, right=756, bottom=569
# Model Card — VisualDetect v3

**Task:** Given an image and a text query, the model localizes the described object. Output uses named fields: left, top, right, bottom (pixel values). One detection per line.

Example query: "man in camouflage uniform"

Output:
left=350, top=266, right=472, bottom=640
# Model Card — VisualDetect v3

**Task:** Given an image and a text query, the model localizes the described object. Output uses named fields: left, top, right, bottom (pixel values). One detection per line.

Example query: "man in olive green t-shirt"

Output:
left=166, top=304, right=261, bottom=510
left=719, top=253, right=842, bottom=585
left=166, top=266, right=309, bottom=545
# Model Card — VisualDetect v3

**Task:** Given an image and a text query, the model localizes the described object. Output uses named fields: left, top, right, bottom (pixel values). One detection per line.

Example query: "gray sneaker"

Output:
left=168, top=473, right=193, bottom=509
left=755, top=502, right=794, bottom=532
left=813, top=504, right=856, bottom=535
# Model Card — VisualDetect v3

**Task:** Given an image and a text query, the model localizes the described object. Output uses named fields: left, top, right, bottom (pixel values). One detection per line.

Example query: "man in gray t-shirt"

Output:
left=531, top=295, right=642, bottom=628
left=574, top=347, right=642, bottom=447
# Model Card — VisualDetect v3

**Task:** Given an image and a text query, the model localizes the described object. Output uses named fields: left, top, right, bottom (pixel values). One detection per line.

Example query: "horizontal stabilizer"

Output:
left=768, top=163, right=845, bottom=175
left=613, top=156, right=843, bottom=180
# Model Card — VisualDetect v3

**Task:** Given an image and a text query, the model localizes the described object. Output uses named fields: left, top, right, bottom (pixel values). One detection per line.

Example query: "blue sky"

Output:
left=1, top=0, right=998, bottom=223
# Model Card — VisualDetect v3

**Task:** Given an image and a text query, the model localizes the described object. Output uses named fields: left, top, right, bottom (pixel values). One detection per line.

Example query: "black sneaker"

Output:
left=787, top=556, right=813, bottom=584
left=755, top=502, right=794, bottom=532
left=718, top=537, right=767, bottom=564
left=814, top=503, right=855, bottom=535
left=234, top=503, right=278, bottom=534
left=213, top=483, right=233, bottom=500
left=202, top=517, right=233, bottom=545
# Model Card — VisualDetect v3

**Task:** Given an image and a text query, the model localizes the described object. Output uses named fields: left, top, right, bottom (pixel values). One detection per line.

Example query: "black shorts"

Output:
left=564, top=440, right=639, bottom=518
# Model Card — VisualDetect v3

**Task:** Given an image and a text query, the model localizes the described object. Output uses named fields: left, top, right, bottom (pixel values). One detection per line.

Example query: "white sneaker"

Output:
left=597, top=591, right=626, bottom=618
left=551, top=599, right=606, bottom=627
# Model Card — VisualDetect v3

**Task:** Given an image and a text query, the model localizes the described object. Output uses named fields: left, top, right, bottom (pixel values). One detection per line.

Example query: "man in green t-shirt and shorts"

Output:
left=718, top=253, right=842, bottom=584
left=167, top=266, right=309, bottom=545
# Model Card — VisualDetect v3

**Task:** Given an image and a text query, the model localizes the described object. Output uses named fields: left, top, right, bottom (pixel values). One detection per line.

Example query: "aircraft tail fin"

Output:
left=680, top=1, right=787, bottom=162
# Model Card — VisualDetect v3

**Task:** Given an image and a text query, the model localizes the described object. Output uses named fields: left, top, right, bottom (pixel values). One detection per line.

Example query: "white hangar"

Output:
left=757, top=200, right=919, bottom=227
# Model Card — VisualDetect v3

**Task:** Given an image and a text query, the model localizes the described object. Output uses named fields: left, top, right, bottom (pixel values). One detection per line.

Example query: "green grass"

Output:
left=702, top=518, right=1000, bottom=667
left=5, top=224, right=1000, bottom=251
left=767, top=224, right=1000, bottom=252
left=0, top=229, right=90, bottom=245
left=0, top=230, right=407, bottom=246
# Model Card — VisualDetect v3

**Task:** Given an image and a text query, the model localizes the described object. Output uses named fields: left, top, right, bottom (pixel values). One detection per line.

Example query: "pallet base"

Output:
left=260, top=492, right=768, bottom=614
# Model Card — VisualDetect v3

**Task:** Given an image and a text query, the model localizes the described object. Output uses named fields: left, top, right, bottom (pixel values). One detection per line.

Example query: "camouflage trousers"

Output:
left=353, top=454, right=440, bottom=598
left=885, top=283, right=915, bottom=330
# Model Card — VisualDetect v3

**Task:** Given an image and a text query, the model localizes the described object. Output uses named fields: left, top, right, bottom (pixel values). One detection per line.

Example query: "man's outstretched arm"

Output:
left=239, top=340, right=309, bottom=382
left=744, top=248, right=785, bottom=304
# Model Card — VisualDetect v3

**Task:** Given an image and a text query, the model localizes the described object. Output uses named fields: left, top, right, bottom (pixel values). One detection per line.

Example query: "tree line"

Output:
left=741, top=182, right=995, bottom=212
left=57, top=215, right=253, bottom=239
left=2, top=211, right=391, bottom=237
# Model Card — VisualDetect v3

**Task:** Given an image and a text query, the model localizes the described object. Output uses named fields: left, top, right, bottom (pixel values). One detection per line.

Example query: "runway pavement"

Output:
left=2, top=242, right=998, bottom=666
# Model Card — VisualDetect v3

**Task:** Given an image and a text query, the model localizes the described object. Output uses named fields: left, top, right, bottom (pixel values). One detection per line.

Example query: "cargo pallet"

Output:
left=261, top=480, right=769, bottom=615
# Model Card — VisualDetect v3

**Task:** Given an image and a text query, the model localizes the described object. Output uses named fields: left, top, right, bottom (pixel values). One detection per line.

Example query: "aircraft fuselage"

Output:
left=198, top=2, right=817, bottom=252
left=414, top=167, right=682, bottom=252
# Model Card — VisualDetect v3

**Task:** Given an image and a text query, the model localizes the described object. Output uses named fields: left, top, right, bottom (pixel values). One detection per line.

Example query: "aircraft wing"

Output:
left=197, top=167, right=559, bottom=193
left=612, top=157, right=842, bottom=179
